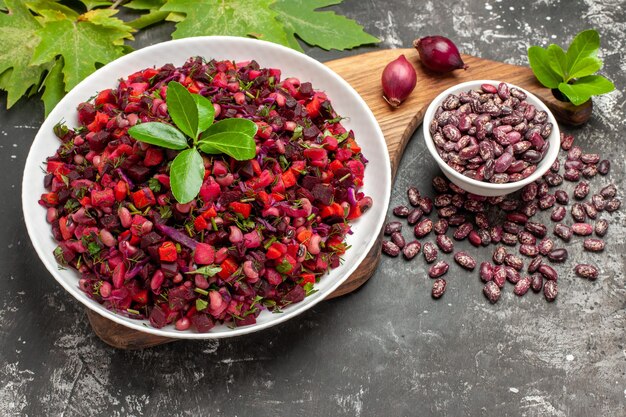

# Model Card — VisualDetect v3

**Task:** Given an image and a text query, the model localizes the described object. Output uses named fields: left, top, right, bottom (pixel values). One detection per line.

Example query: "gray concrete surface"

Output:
left=1, top=0, right=624, bottom=416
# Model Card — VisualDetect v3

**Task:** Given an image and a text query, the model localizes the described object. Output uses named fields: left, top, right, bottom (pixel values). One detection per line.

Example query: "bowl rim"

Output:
left=422, top=79, right=560, bottom=192
left=21, top=36, right=391, bottom=339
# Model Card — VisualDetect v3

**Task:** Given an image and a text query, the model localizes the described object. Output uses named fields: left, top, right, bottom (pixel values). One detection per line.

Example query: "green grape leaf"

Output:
left=41, top=57, right=65, bottom=116
left=271, top=0, right=379, bottom=51
left=527, top=45, right=561, bottom=89
left=79, top=0, right=113, bottom=10
left=160, top=0, right=377, bottom=51
left=161, top=0, right=291, bottom=46
left=30, top=9, right=132, bottom=91
left=558, top=76, right=615, bottom=106
left=80, top=9, right=135, bottom=44
left=0, top=0, right=50, bottom=108
left=169, top=148, right=205, bottom=204
left=124, top=0, right=169, bottom=29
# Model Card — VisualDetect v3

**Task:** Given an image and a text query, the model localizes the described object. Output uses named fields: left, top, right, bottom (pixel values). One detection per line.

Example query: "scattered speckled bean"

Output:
left=403, top=240, right=421, bottom=260
left=436, top=234, right=454, bottom=253
left=583, top=238, right=605, bottom=252
left=575, top=264, right=598, bottom=280
left=553, top=223, right=572, bottom=242
left=548, top=248, right=568, bottom=262
left=382, top=241, right=400, bottom=257
left=454, top=251, right=476, bottom=270
left=531, top=273, right=543, bottom=292
left=594, top=219, right=608, bottom=237
left=423, top=242, right=438, bottom=263
left=483, top=281, right=501, bottom=303
left=514, top=276, right=532, bottom=296
left=528, top=256, right=543, bottom=273
left=393, top=205, right=410, bottom=217
left=431, top=278, right=446, bottom=298
left=543, top=280, right=557, bottom=301
left=429, top=261, right=449, bottom=278
left=384, top=221, right=402, bottom=235
left=391, top=232, right=406, bottom=248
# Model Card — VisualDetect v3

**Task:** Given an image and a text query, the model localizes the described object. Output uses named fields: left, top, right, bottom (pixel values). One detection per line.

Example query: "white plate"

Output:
left=22, top=37, right=391, bottom=339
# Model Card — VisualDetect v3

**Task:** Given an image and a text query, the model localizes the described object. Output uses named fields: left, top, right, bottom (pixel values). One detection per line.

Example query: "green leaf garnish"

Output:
left=170, top=148, right=205, bottom=204
left=186, top=265, right=222, bottom=277
left=198, top=132, right=257, bottom=161
left=196, top=298, right=208, bottom=311
left=128, top=122, right=189, bottom=150
left=192, top=94, right=215, bottom=135
left=202, top=118, right=258, bottom=138
left=166, top=81, right=199, bottom=140
left=528, top=29, right=614, bottom=107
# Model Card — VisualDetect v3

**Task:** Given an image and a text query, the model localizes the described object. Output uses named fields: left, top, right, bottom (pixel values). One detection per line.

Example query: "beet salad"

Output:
left=39, top=57, right=371, bottom=332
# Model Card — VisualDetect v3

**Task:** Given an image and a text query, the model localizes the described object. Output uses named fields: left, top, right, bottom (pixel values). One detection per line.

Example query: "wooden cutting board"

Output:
left=86, top=48, right=590, bottom=349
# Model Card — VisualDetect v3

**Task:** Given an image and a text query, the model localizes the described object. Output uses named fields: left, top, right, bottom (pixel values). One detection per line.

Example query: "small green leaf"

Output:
left=170, top=148, right=205, bottom=204
left=166, top=81, right=199, bottom=139
left=198, top=132, right=256, bottom=161
left=567, top=56, right=602, bottom=81
left=128, top=122, right=189, bottom=149
left=202, top=118, right=258, bottom=138
left=547, top=44, right=568, bottom=79
left=557, top=75, right=615, bottom=106
left=566, top=29, right=600, bottom=72
left=196, top=298, right=208, bottom=311
left=192, top=94, right=215, bottom=135
left=185, top=265, right=222, bottom=276
left=528, top=46, right=561, bottom=89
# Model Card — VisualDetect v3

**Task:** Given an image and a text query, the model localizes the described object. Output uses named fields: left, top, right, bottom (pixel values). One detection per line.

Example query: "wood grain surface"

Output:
left=88, top=48, right=589, bottom=349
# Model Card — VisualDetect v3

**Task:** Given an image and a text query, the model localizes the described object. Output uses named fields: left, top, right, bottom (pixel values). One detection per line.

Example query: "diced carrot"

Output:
left=218, top=257, right=238, bottom=279
left=296, top=229, right=312, bottom=243
left=281, top=169, right=297, bottom=189
left=229, top=202, right=251, bottom=219
left=300, top=273, right=316, bottom=286
left=158, top=242, right=178, bottom=262
left=194, top=216, right=208, bottom=231
left=131, top=187, right=156, bottom=208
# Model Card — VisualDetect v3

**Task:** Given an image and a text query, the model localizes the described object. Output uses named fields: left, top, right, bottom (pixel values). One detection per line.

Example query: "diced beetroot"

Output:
left=282, top=284, right=305, bottom=304
left=194, top=243, right=215, bottom=265
left=149, top=306, right=167, bottom=329
left=191, top=313, right=215, bottom=332
left=144, top=148, right=163, bottom=167
left=265, top=268, right=283, bottom=286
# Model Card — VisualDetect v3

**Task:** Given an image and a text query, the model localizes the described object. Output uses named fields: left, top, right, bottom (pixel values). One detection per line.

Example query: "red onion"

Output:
left=413, top=36, right=468, bottom=73
left=381, top=55, right=417, bottom=107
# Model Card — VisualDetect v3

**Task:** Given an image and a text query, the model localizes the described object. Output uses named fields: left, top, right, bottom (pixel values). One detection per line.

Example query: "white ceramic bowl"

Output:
left=423, top=80, right=560, bottom=196
left=22, top=37, right=391, bottom=339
